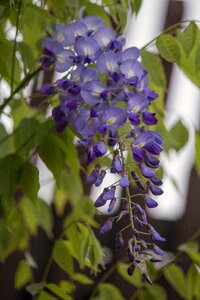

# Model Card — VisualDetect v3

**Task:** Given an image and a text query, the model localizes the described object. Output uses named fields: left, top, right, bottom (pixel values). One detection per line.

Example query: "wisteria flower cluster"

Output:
left=41, top=15, right=165, bottom=284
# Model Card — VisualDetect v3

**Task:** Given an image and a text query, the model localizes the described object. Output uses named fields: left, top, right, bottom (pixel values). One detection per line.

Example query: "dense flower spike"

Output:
left=41, top=15, right=165, bottom=283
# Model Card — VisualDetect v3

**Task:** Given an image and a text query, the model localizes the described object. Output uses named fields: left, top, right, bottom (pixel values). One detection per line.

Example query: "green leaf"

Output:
left=59, top=281, right=75, bottom=294
left=179, top=21, right=198, bottom=56
left=92, top=283, right=124, bottom=300
left=156, top=34, right=181, bottom=63
left=117, top=262, right=142, bottom=288
left=0, top=221, right=13, bottom=259
left=26, top=282, right=46, bottom=297
left=65, top=223, right=104, bottom=272
left=164, top=264, right=187, bottom=298
left=130, top=0, right=143, bottom=15
left=20, top=197, right=38, bottom=234
left=39, top=291, right=56, bottom=300
left=138, top=284, right=167, bottom=300
left=195, top=131, right=200, bottom=175
left=17, top=42, right=35, bottom=72
left=71, top=273, right=93, bottom=285
left=147, top=284, right=167, bottom=300
left=14, top=117, right=41, bottom=156
left=38, top=134, right=64, bottom=182
left=187, top=264, right=200, bottom=300
left=195, top=46, right=200, bottom=73
left=19, top=162, right=40, bottom=201
left=141, top=49, right=166, bottom=88
left=0, top=124, right=13, bottom=158
left=52, top=240, right=74, bottom=274
left=14, top=259, right=32, bottom=289
left=178, top=241, right=199, bottom=254
left=0, top=153, right=24, bottom=197
left=36, top=199, right=53, bottom=238
left=47, top=283, right=73, bottom=300
left=166, top=120, right=189, bottom=152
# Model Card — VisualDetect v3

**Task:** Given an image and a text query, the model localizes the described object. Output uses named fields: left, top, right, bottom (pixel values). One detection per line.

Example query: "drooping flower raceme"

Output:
left=41, top=15, right=165, bottom=284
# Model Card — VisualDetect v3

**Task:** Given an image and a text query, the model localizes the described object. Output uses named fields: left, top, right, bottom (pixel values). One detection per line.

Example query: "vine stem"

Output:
left=10, top=0, right=22, bottom=95
left=0, top=66, right=42, bottom=113
left=141, top=19, right=200, bottom=50
left=119, top=141, right=134, bottom=231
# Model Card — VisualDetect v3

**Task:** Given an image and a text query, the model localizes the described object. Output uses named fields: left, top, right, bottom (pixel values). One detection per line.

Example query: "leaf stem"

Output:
left=10, top=0, right=22, bottom=95
left=141, top=19, right=200, bottom=50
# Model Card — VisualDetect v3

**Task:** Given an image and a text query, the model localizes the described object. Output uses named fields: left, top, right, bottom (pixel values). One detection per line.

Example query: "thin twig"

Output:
left=11, top=0, right=22, bottom=94
left=141, top=19, right=200, bottom=50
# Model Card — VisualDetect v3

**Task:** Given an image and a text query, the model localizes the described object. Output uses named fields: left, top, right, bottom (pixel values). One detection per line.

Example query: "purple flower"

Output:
left=115, top=232, right=124, bottom=249
left=95, top=170, right=106, bottom=187
left=55, top=50, right=74, bottom=73
left=122, top=47, right=140, bottom=62
left=64, top=20, right=87, bottom=46
left=86, top=165, right=100, bottom=185
left=111, top=153, right=123, bottom=174
left=93, top=27, right=115, bottom=49
left=150, top=258, right=162, bottom=263
left=142, top=111, right=157, bottom=125
left=149, top=226, right=166, bottom=242
left=100, top=217, right=113, bottom=234
left=144, top=195, right=158, bottom=208
left=120, top=60, right=143, bottom=84
left=103, top=186, right=116, bottom=201
left=83, top=16, right=104, bottom=35
left=52, top=106, right=68, bottom=132
left=127, top=264, right=135, bottom=276
left=135, top=203, right=143, bottom=215
left=108, top=130, right=118, bottom=147
left=153, top=244, right=165, bottom=256
left=96, top=51, right=120, bottom=74
left=128, top=112, right=140, bottom=126
left=132, top=146, right=143, bottom=162
left=120, top=173, right=129, bottom=187
left=131, top=171, right=146, bottom=191
left=81, top=80, right=105, bottom=105
left=150, top=176, right=163, bottom=186
left=140, top=164, right=155, bottom=178
left=108, top=198, right=116, bottom=212
left=75, top=37, right=99, bottom=62
left=127, top=95, right=149, bottom=114
left=102, top=106, right=126, bottom=132
left=93, top=141, right=107, bottom=157
left=142, top=273, right=152, bottom=285
left=147, top=181, right=163, bottom=195
left=144, top=153, right=160, bottom=168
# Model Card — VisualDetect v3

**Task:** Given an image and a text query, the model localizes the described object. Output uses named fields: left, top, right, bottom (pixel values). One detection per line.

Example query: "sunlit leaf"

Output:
left=164, top=264, right=187, bottom=298
left=91, top=283, right=124, bottom=300
left=47, top=283, right=73, bottom=300
left=14, top=259, right=32, bottom=289
left=156, top=34, right=181, bottom=63
left=19, top=162, right=40, bottom=201
left=71, top=273, right=93, bottom=285
left=179, top=21, right=198, bottom=56
left=52, top=240, right=74, bottom=274
left=141, top=49, right=166, bottom=88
